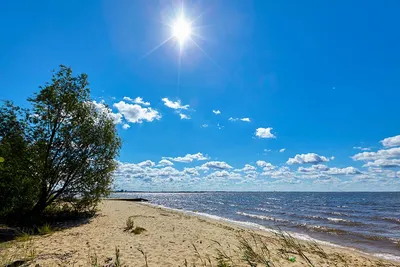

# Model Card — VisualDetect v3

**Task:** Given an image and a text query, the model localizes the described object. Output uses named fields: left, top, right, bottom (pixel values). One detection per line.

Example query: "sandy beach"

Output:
left=2, top=200, right=399, bottom=267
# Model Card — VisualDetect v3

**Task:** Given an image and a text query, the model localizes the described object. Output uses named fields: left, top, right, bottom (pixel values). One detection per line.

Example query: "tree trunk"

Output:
left=30, top=186, right=49, bottom=220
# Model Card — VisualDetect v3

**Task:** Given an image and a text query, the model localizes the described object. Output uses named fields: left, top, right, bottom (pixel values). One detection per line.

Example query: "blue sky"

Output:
left=1, top=0, right=400, bottom=191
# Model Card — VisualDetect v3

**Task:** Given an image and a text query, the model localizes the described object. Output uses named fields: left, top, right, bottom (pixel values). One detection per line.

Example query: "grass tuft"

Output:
left=0, top=237, right=36, bottom=267
left=15, top=231, right=32, bottom=242
left=238, top=233, right=276, bottom=267
left=37, top=224, right=53, bottom=235
left=114, top=247, right=121, bottom=267
left=124, top=216, right=146, bottom=235
left=137, top=247, right=149, bottom=267
left=124, top=216, right=135, bottom=232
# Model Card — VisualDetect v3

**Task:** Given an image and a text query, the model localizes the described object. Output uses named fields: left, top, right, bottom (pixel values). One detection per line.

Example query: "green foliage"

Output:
left=0, top=65, right=121, bottom=223
left=37, top=224, right=53, bottom=235
left=0, top=102, right=40, bottom=219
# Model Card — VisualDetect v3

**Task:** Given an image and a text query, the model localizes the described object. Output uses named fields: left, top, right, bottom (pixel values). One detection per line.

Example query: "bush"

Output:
left=0, top=65, right=121, bottom=224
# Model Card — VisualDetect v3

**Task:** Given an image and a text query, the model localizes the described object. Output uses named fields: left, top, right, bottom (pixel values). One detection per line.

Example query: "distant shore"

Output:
left=4, top=200, right=400, bottom=266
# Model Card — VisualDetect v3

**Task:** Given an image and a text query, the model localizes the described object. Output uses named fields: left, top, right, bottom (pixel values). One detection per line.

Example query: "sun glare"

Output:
left=142, top=3, right=220, bottom=90
left=172, top=16, right=192, bottom=46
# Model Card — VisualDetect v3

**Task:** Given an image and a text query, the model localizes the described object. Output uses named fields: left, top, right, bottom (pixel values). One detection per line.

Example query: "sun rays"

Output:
left=142, top=2, right=219, bottom=90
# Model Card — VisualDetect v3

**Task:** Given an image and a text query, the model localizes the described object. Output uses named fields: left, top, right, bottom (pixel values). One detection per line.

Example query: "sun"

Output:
left=172, top=16, right=192, bottom=46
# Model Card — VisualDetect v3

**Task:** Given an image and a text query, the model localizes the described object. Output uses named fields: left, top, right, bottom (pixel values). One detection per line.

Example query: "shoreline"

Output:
left=3, top=199, right=399, bottom=266
left=141, top=201, right=400, bottom=262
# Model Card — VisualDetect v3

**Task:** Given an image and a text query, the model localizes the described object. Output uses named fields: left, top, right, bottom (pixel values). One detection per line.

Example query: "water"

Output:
left=110, top=192, right=400, bottom=260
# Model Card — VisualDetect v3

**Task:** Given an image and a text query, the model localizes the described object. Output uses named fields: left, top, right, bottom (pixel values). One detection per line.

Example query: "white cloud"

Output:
left=122, top=124, right=130, bottom=130
left=279, top=148, right=286, bottom=153
left=263, top=164, right=276, bottom=171
left=244, top=171, right=258, bottom=179
left=298, top=164, right=329, bottom=172
left=217, top=123, right=224, bottom=130
left=363, top=159, right=400, bottom=168
left=114, top=162, right=190, bottom=184
left=229, top=117, right=251, bottom=122
left=242, top=164, right=257, bottom=172
left=184, top=167, right=200, bottom=176
left=352, top=147, right=400, bottom=161
left=158, top=159, right=174, bottom=167
left=122, top=97, right=133, bottom=102
left=256, top=160, right=268, bottom=167
left=92, top=100, right=123, bottom=124
left=381, top=135, right=400, bottom=148
left=207, top=170, right=241, bottom=180
left=255, top=128, right=276, bottom=139
left=297, top=164, right=360, bottom=176
left=201, top=124, right=209, bottom=128
left=361, top=168, right=400, bottom=181
left=256, top=161, right=275, bottom=171
left=202, top=161, right=233, bottom=170
left=179, top=113, right=190, bottom=120
left=154, top=166, right=185, bottom=178
left=162, top=98, right=189, bottom=110
left=212, top=110, right=221, bottom=115
left=262, top=166, right=291, bottom=179
left=123, top=96, right=150, bottom=106
left=115, top=162, right=145, bottom=178
left=287, top=153, right=330, bottom=165
left=137, top=160, right=155, bottom=168
left=113, top=101, right=161, bottom=123
left=353, top=146, right=371, bottom=151
left=166, top=153, right=209, bottom=163
left=325, top=167, right=360, bottom=175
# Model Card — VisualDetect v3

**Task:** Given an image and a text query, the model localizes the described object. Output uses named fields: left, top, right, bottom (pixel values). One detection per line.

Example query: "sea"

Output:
left=109, top=192, right=400, bottom=261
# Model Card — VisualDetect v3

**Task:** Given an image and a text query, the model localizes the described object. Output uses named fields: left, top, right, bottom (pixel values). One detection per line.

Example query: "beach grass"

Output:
left=124, top=216, right=146, bottom=235
left=2, top=201, right=399, bottom=267
left=80, top=229, right=400, bottom=267
left=0, top=236, right=37, bottom=266
left=37, top=223, right=54, bottom=235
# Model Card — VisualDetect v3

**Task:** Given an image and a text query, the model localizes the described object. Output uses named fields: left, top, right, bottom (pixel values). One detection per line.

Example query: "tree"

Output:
left=0, top=102, right=39, bottom=217
left=0, top=65, right=121, bottom=219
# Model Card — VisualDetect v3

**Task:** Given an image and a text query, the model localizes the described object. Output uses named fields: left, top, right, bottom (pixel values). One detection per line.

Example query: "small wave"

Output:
left=373, top=253, right=400, bottom=262
left=236, top=212, right=288, bottom=222
left=300, top=215, right=364, bottom=226
left=255, top=207, right=273, bottom=212
left=329, top=211, right=348, bottom=216
left=204, top=207, right=216, bottom=211
left=327, top=217, right=348, bottom=223
left=229, top=204, right=237, bottom=207
left=302, top=224, right=348, bottom=235
left=390, top=237, right=400, bottom=244
left=373, top=216, right=400, bottom=224
left=300, top=223, right=392, bottom=242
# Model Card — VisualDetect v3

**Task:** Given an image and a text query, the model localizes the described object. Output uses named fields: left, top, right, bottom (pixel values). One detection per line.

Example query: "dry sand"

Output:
left=3, top=200, right=400, bottom=266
